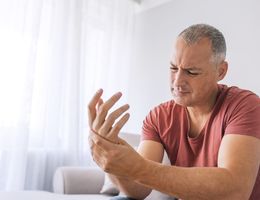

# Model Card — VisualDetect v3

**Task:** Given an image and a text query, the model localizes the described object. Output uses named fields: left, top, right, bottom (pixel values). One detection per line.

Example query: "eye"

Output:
left=187, top=70, right=199, bottom=76
left=170, top=67, right=178, bottom=71
left=170, top=66, right=178, bottom=72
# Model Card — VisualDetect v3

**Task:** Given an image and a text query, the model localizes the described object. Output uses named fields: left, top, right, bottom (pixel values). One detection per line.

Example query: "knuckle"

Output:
left=103, top=166, right=110, bottom=173
left=95, top=139, right=102, bottom=146
left=98, top=127, right=106, bottom=135
left=98, top=104, right=107, bottom=113
left=107, top=134, right=117, bottom=143
left=92, top=122, right=100, bottom=132
left=103, top=161, right=111, bottom=173
left=106, top=114, right=116, bottom=123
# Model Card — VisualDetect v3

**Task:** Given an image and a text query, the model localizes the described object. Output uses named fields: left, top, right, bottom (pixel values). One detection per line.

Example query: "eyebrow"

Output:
left=170, top=62, right=202, bottom=71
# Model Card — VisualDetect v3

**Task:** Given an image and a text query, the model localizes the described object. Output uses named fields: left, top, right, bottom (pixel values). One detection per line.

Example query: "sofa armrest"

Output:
left=53, top=167, right=105, bottom=194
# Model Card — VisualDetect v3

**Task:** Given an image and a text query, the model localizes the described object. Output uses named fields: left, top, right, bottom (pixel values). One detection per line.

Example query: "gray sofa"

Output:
left=52, top=132, right=174, bottom=200
left=52, top=166, right=174, bottom=200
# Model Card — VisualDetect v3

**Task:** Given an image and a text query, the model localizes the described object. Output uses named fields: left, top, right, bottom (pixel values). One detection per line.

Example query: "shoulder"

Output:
left=218, top=85, right=260, bottom=111
left=219, top=85, right=259, bottom=102
left=218, top=85, right=260, bottom=139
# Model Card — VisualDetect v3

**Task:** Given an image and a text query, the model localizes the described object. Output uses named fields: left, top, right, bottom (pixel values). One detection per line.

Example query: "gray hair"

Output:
left=178, top=24, right=226, bottom=65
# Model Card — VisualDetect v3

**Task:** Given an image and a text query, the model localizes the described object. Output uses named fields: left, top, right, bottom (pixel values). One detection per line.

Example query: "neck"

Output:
left=187, top=86, right=219, bottom=119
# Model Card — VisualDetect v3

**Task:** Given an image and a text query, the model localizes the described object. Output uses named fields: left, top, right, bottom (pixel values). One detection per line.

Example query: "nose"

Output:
left=171, top=69, right=186, bottom=87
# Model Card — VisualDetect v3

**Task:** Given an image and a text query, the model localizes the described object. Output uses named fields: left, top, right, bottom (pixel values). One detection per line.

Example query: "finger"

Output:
left=89, top=130, right=107, bottom=159
left=97, top=98, right=103, bottom=109
left=92, top=131, right=117, bottom=151
left=98, top=104, right=130, bottom=136
left=100, top=92, right=122, bottom=112
left=108, top=113, right=130, bottom=140
left=92, top=92, right=122, bottom=131
left=88, top=89, right=103, bottom=127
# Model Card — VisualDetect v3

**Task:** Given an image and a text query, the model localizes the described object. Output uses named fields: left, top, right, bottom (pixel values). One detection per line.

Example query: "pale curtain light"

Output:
left=0, top=0, right=135, bottom=191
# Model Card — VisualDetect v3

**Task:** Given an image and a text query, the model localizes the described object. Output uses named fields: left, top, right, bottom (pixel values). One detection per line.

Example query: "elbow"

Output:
left=225, top=180, right=254, bottom=200
left=211, top=171, right=254, bottom=200
left=212, top=187, right=251, bottom=200
left=233, top=175, right=256, bottom=200
left=234, top=185, right=253, bottom=200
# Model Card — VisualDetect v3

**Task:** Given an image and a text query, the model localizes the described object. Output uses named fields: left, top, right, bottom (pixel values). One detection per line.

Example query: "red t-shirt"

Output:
left=142, top=85, right=260, bottom=199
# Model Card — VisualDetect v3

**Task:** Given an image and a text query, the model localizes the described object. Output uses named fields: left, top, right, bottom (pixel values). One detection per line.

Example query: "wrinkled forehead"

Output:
left=171, top=37, right=213, bottom=65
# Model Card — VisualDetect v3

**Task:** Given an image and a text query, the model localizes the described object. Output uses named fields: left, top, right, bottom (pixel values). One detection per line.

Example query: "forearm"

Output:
left=135, top=160, right=246, bottom=200
left=108, top=173, right=152, bottom=199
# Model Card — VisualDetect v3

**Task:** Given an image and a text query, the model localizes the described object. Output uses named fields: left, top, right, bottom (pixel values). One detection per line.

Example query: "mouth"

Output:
left=171, top=88, right=190, bottom=96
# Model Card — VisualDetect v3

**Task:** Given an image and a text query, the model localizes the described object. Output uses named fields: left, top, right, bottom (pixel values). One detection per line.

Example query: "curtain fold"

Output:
left=0, top=0, right=135, bottom=191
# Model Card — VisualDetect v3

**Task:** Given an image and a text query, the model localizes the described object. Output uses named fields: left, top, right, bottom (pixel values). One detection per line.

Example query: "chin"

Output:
left=172, top=96, right=190, bottom=107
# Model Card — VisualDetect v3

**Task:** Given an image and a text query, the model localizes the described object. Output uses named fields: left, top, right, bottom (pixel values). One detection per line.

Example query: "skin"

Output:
left=170, top=37, right=227, bottom=137
left=88, top=37, right=260, bottom=199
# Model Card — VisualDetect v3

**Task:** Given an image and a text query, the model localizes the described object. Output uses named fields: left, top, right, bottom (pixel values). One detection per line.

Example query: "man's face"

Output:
left=170, top=37, right=220, bottom=107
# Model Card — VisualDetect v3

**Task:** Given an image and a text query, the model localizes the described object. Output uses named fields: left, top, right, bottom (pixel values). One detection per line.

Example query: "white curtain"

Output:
left=0, top=0, right=135, bottom=191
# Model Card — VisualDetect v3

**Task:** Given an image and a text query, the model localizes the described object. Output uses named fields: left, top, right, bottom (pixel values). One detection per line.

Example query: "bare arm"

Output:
left=90, top=131, right=260, bottom=200
left=133, top=134, right=260, bottom=200
left=91, top=132, right=260, bottom=200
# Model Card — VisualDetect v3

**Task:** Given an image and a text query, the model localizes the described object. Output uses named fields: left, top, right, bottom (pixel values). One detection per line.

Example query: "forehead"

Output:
left=171, top=37, right=213, bottom=66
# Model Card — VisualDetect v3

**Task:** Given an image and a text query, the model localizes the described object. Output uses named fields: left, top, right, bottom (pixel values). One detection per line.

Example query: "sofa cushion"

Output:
left=53, top=167, right=105, bottom=194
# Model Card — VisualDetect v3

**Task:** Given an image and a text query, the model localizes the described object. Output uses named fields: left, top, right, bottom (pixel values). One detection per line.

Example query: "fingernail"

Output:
left=97, top=89, right=103, bottom=93
left=125, top=104, right=130, bottom=109
left=116, top=92, right=122, bottom=97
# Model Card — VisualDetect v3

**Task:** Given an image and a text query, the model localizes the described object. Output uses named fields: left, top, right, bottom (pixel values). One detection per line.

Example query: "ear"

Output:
left=217, top=61, right=228, bottom=81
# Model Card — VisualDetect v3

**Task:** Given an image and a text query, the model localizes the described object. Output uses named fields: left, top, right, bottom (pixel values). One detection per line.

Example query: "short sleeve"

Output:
left=141, top=107, right=162, bottom=143
left=225, top=92, right=260, bottom=139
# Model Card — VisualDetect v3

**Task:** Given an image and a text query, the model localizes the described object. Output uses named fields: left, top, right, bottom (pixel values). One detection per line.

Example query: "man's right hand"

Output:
left=87, top=89, right=130, bottom=143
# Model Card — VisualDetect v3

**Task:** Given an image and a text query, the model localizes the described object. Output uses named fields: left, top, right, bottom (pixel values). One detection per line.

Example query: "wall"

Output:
left=123, top=0, right=260, bottom=133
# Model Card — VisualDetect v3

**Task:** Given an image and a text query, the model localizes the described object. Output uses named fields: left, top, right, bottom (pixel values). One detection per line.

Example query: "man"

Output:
left=88, top=24, right=260, bottom=200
